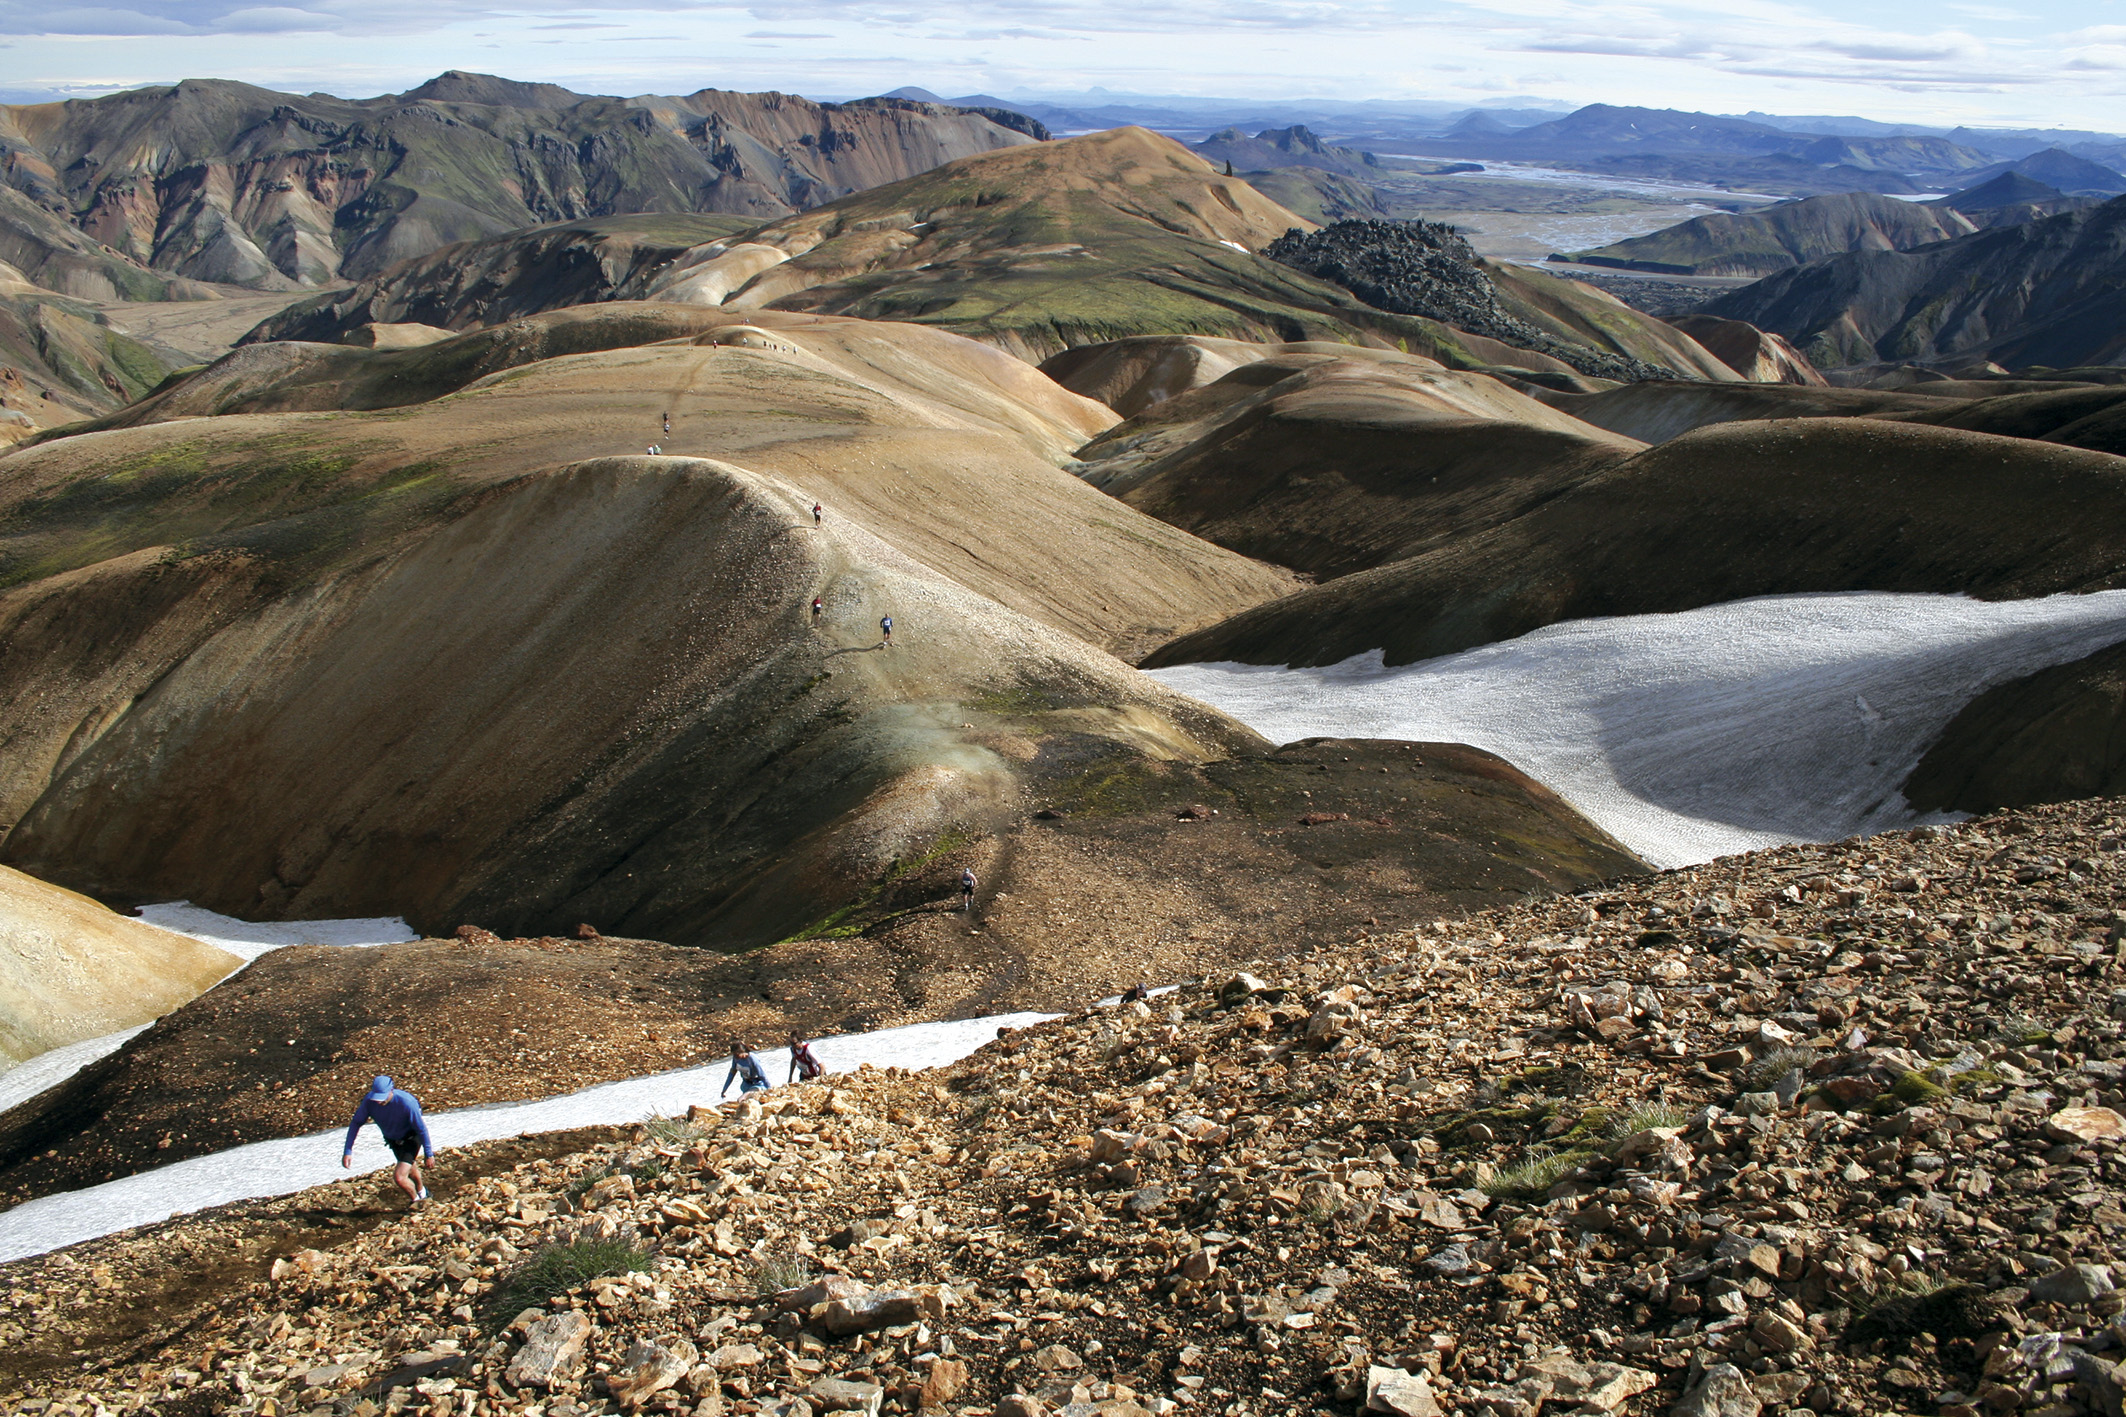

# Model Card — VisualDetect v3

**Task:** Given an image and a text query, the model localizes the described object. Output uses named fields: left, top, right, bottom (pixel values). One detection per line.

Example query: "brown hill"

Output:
left=1882, top=382, right=2126, bottom=457
left=1542, top=379, right=1943, bottom=444
left=1903, top=640, right=2126, bottom=813
left=1663, top=313, right=1825, bottom=385
left=1146, top=419, right=2126, bottom=669
left=1063, top=341, right=1641, bottom=579
left=0, top=76, right=1035, bottom=291
left=0, top=865, right=237, bottom=1069
left=0, top=307, right=1313, bottom=950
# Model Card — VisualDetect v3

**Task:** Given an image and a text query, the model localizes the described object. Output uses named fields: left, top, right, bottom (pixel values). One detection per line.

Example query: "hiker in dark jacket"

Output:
left=342, top=1075, right=435, bottom=1206
left=722, top=1041, right=769, bottom=1096
left=788, top=1033, right=823, bottom=1084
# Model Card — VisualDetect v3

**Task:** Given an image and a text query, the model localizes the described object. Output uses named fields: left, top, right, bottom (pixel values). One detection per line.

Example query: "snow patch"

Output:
left=133, top=903, right=417, bottom=963
left=0, top=1026, right=149, bottom=1115
left=1147, top=591, right=2126, bottom=869
left=0, top=1012, right=1054, bottom=1264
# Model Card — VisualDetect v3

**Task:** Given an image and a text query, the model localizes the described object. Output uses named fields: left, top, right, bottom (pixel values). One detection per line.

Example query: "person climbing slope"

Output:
left=722, top=1041, right=769, bottom=1096
left=812, top=595, right=823, bottom=619
left=341, top=1075, right=435, bottom=1206
left=960, top=867, right=977, bottom=913
left=788, top=1032, right=823, bottom=1084
left=812, top=502, right=823, bottom=526
left=880, top=614, right=894, bottom=647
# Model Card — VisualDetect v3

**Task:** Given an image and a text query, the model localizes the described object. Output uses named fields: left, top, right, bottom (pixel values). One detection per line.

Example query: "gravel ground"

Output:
left=12, top=795, right=2126, bottom=1417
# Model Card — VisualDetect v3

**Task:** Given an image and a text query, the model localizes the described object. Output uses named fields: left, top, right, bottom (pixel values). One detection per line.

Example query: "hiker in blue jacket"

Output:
left=342, top=1075, right=435, bottom=1206
left=722, top=1040, right=769, bottom=1097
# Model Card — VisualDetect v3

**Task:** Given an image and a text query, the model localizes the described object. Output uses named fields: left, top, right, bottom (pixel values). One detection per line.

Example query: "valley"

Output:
left=1, top=64, right=2125, bottom=1417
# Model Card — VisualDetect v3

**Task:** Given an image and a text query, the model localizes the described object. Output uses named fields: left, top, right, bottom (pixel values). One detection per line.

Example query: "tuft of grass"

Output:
left=754, top=1251, right=816, bottom=1297
left=641, top=1112, right=708, bottom=1148
left=1481, top=1146, right=1598, bottom=1201
left=564, top=1167, right=610, bottom=1201
left=486, top=1238, right=648, bottom=1326
left=1743, top=1046, right=1817, bottom=1091
left=1607, top=1102, right=1690, bottom=1138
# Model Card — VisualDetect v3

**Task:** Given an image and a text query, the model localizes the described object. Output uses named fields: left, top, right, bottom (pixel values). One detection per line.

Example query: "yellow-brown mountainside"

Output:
left=11, top=797, right=2126, bottom=1417
left=1479, top=260, right=1737, bottom=383
left=1663, top=314, right=1826, bottom=386
left=0, top=736, right=1647, bottom=1205
left=1145, top=419, right=2126, bottom=670
left=1061, top=340, right=1641, bottom=580
left=0, top=864, right=236, bottom=1069
left=0, top=308, right=1307, bottom=947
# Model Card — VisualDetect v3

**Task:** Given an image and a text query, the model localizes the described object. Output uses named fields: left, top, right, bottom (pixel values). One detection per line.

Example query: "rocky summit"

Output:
left=12, top=797, right=2126, bottom=1416
left=1266, top=223, right=1676, bottom=383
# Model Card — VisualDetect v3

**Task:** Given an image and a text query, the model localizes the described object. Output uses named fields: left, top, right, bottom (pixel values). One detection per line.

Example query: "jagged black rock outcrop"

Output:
left=1266, top=220, right=1676, bottom=381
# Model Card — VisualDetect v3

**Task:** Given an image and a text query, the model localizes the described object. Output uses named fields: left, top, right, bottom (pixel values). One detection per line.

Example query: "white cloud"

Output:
left=0, top=0, right=2116, bottom=128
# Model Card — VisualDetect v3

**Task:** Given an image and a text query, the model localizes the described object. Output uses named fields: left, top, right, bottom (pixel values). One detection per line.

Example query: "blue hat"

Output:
left=367, top=1075, right=394, bottom=1102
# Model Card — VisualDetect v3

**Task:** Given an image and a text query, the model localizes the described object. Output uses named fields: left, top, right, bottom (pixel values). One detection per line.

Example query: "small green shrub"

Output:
left=1891, top=1070, right=1948, bottom=1105
left=487, top=1239, right=648, bottom=1324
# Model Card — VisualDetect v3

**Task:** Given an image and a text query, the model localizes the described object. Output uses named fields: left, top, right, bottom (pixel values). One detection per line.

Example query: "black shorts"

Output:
left=385, top=1132, right=423, bottom=1165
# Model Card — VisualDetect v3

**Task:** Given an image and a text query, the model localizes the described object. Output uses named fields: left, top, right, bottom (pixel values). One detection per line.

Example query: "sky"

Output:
left=0, top=0, right=2117, bottom=130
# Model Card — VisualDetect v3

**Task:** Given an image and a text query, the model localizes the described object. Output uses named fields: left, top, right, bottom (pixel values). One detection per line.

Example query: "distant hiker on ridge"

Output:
left=812, top=595, right=823, bottom=619
left=342, top=1074, right=434, bottom=1207
left=812, top=502, right=823, bottom=525
left=722, top=1040, right=769, bottom=1096
left=663, top=411, right=671, bottom=435
left=789, top=1032, right=823, bottom=1084
left=960, top=866, right=977, bottom=913
left=880, top=614, right=894, bottom=647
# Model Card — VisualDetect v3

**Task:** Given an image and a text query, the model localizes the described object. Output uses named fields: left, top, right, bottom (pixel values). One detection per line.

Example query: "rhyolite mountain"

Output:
left=0, top=72, right=1039, bottom=293
left=1705, top=195, right=2126, bottom=370
left=248, top=128, right=1729, bottom=381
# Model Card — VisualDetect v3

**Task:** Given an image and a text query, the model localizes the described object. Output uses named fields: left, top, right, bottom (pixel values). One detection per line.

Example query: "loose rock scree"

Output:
left=10, top=797, right=2126, bottom=1416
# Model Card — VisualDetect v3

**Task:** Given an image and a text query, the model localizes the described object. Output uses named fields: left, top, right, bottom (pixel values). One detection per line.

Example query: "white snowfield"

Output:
left=134, top=902, right=417, bottom=963
left=0, top=1011, right=1054, bottom=1265
left=1148, top=590, right=2126, bottom=870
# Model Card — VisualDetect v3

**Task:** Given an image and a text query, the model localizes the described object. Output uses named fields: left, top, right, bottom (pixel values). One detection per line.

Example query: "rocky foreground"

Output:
left=13, top=797, right=2126, bottom=1417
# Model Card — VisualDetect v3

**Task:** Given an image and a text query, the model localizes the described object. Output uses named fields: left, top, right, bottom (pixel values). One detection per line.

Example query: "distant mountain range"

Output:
left=0, top=72, right=1038, bottom=293
left=1706, top=195, right=2126, bottom=371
